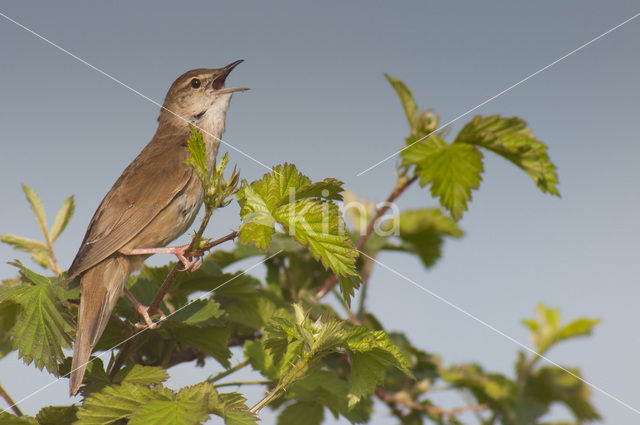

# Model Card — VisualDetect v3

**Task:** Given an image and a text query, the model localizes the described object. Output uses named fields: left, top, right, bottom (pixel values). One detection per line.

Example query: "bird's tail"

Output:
left=69, top=255, right=132, bottom=396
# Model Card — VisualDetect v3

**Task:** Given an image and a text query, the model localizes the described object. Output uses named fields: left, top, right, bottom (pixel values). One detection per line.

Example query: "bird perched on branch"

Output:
left=67, top=60, right=247, bottom=396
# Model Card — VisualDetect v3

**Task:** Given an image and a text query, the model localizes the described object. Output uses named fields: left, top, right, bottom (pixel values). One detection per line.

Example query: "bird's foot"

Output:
left=122, top=244, right=203, bottom=272
left=124, top=288, right=166, bottom=330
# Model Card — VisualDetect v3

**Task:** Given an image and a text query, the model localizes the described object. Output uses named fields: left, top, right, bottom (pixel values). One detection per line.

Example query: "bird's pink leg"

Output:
left=121, top=244, right=202, bottom=271
left=124, top=288, right=166, bottom=330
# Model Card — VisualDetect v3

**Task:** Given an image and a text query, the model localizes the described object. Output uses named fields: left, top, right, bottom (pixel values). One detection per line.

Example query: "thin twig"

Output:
left=207, top=359, right=250, bottom=383
left=375, top=386, right=487, bottom=418
left=146, top=230, right=238, bottom=316
left=0, top=381, right=22, bottom=416
left=214, top=380, right=271, bottom=388
left=315, top=175, right=418, bottom=299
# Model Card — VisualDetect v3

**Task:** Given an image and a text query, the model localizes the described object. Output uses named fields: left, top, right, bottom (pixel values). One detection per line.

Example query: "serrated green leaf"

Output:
left=167, top=299, right=226, bottom=327
left=402, top=136, right=483, bottom=220
left=50, top=195, right=75, bottom=242
left=0, top=301, right=20, bottom=359
left=76, top=383, right=172, bottom=425
left=264, top=315, right=296, bottom=363
left=185, top=125, right=209, bottom=184
left=237, top=164, right=359, bottom=301
left=274, top=199, right=358, bottom=279
left=0, top=412, right=38, bottom=424
left=172, top=325, right=231, bottom=368
left=288, top=178, right=344, bottom=204
left=287, top=369, right=350, bottom=417
left=128, top=398, right=209, bottom=425
left=311, top=317, right=346, bottom=354
left=385, top=74, right=419, bottom=135
left=244, top=340, right=279, bottom=380
left=348, top=351, right=390, bottom=404
left=455, top=115, right=560, bottom=196
left=35, top=405, right=78, bottom=425
left=210, top=392, right=258, bottom=425
left=22, top=184, right=49, bottom=243
left=389, top=208, right=463, bottom=268
left=114, top=364, right=169, bottom=386
left=248, top=164, right=313, bottom=210
left=10, top=266, right=74, bottom=374
left=529, top=366, right=601, bottom=421
left=277, top=401, right=324, bottom=425
left=346, top=328, right=412, bottom=405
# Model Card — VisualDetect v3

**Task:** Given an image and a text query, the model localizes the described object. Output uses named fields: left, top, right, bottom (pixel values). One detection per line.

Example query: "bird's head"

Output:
left=159, top=60, right=248, bottom=127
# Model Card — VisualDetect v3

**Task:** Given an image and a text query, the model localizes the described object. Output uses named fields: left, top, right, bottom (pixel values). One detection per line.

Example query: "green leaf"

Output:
left=22, top=184, right=49, bottom=243
left=442, top=364, right=515, bottom=410
left=114, top=364, right=169, bottom=386
left=185, top=125, right=209, bottom=184
left=171, top=325, right=231, bottom=368
left=244, top=339, right=279, bottom=380
left=50, top=195, right=75, bottom=242
left=287, top=369, right=351, bottom=417
left=289, top=178, right=344, bottom=204
left=1, top=235, right=50, bottom=270
left=210, top=392, right=258, bottom=425
left=385, top=74, right=419, bottom=135
left=128, top=398, right=209, bottom=425
left=238, top=163, right=312, bottom=213
left=345, top=328, right=412, bottom=405
left=167, top=299, right=227, bottom=327
left=264, top=315, right=297, bottom=363
left=0, top=301, right=20, bottom=359
left=76, top=383, right=172, bottom=424
left=277, top=401, right=324, bottom=425
left=0, top=412, right=38, bottom=424
left=237, top=164, right=359, bottom=301
left=528, top=367, right=601, bottom=421
left=35, top=405, right=78, bottom=424
left=524, top=303, right=600, bottom=354
left=402, top=136, right=484, bottom=220
left=454, top=115, right=560, bottom=196
left=273, top=199, right=358, bottom=279
left=10, top=265, right=74, bottom=374
left=557, top=318, right=601, bottom=342
left=389, top=208, right=463, bottom=268
left=0, top=234, right=49, bottom=269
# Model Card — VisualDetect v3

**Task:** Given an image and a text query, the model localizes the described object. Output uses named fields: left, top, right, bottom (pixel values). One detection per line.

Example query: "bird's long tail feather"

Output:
left=69, top=255, right=132, bottom=396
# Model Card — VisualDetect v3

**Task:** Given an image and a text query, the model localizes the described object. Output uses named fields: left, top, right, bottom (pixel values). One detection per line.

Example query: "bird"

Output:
left=66, top=60, right=247, bottom=396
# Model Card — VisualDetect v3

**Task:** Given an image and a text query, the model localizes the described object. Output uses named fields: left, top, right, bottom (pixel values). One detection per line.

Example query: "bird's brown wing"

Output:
left=68, top=130, right=195, bottom=277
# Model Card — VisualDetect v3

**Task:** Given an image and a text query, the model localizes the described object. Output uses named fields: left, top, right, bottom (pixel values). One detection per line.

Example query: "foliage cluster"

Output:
left=0, top=77, right=600, bottom=425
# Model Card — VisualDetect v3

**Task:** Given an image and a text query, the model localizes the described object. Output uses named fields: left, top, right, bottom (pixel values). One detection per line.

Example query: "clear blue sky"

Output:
left=1, top=2, right=639, bottom=423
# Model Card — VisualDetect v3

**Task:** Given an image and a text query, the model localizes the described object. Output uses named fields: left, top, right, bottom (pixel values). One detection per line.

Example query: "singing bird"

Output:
left=67, top=61, right=247, bottom=396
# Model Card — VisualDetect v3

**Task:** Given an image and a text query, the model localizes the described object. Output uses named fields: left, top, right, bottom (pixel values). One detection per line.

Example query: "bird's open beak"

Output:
left=212, top=59, right=249, bottom=94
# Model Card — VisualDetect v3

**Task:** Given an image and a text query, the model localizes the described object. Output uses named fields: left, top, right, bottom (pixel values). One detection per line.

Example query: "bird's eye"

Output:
left=190, top=78, right=201, bottom=89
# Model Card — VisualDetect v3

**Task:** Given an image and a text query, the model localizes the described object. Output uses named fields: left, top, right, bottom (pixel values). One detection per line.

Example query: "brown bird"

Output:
left=67, top=60, right=247, bottom=396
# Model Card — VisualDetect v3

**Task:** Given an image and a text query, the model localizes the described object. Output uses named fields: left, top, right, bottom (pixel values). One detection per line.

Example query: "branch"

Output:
left=146, top=230, right=238, bottom=316
left=0, top=381, right=22, bottom=416
left=207, top=359, right=250, bottom=384
left=375, top=386, right=487, bottom=418
left=214, top=380, right=271, bottom=388
left=315, top=175, right=417, bottom=299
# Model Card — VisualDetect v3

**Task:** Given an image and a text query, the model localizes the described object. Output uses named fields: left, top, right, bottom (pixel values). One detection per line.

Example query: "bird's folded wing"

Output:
left=68, top=134, right=195, bottom=277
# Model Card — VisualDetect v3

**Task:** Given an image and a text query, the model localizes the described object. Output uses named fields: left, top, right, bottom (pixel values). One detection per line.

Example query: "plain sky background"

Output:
left=1, top=1, right=639, bottom=424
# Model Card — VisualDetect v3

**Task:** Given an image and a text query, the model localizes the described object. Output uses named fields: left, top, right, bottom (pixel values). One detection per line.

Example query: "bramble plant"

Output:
left=0, top=76, right=600, bottom=425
